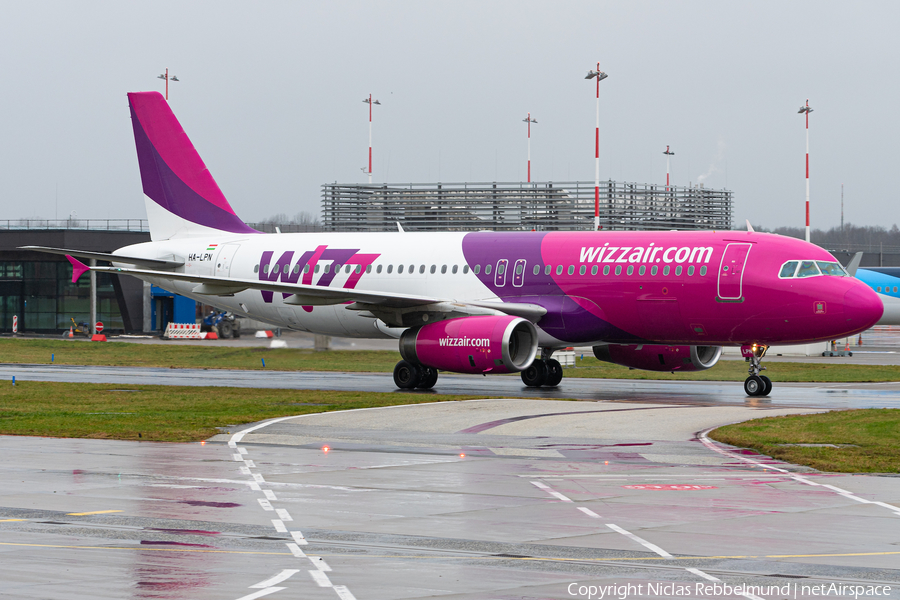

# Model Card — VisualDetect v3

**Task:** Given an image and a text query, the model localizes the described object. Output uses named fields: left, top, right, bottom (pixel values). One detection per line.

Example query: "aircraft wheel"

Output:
left=544, top=359, right=563, bottom=387
left=393, top=360, right=422, bottom=389
left=744, top=375, right=764, bottom=397
left=520, top=361, right=546, bottom=387
left=760, top=375, right=772, bottom=396
left=417, top=367, right=439, bottom=389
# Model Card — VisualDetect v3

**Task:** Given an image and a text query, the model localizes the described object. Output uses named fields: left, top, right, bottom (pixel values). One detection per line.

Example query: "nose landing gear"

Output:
left=520, top=349, right=563, bottom=388
left=743, top=344, right=772, bottom=397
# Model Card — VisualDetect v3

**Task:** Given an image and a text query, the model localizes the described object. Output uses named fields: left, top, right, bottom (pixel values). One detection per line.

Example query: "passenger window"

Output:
left=315, top=264, right=320, bottom=273
left=687, top=266, right=694, bottom=276
left=796, top=261, right=820, bottom=277
left=780, top=261, right=799, bottom=278
left=675, top=266, right=682, bottom=276
left=463, top=265, right=469, bottom=274
left=603, top=265, right=610, bottom=275
left=579, top=265, right=586, bottom=275
left=418, top=265, right=424, bottom=274
left=485, top=264, right=492, bottom=275
left=533, top=265, right=540, bottom=275
left=591, top=265, right=598, bottom=275
left=615, top=265, right=622, bottom=275
left=651, top=265, right=658, bottom=276
left=386, top=264, right=392, bottom=274
left=627, top=265, right=634, bottom=275
left=366, top=265, right=372, bottom=273
left=452, top=265, right=458, bottom=274
left=324, top=264, right=331, bottom=274
left=556, top=265, right=563, bottom=275
left=545, top=265, right=552, bottom=275
left=355, top=265, right=362, bottom=274
left=332, top=264, right=339, bottom=273
left=516, top=263, right=523, bottom=275
left=398, top=264, right=404, bottom=274
left=430, top=265, right=436, bottom=274
left=263, top=264, right=269, bottom=274
left=473, top=265, right=480, bottom=274
left=347, top=265, right=353, bottom=273
left=894, top=287, right=898, bottom=294
left=292, top=265, right=300, bottom=274
left=700, top=266, right=707, bottom=276
left=304, top=264, right=310, bottom=274
left=497, top=263, right=505, bottom=275
left=878, top=286, right=882, bottom=293
left=663, top=265, right=670, bottom=276
left=639, top=265, right=646, bottom=276
left=441, top=265, right=447, bottom=274
left=254, top=264, right=260, bottom=273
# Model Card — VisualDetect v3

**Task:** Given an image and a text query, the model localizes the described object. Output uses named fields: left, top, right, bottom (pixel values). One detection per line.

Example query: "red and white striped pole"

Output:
left=523, top=113, right=537, bottom=182
left=798, top=100, right=813, bottom=242
left=585, top=64, right=608, bottom=231
left=363, top=95, right=381, bottom=185
left=663, top=145, right=674, bottom=191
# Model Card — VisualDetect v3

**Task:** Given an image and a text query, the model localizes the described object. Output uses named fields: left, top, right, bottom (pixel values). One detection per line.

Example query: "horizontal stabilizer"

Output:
left=20, top=246, right=183, bottom=269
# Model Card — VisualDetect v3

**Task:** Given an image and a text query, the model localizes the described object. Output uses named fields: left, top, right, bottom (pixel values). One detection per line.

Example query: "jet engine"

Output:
left=400, top=315, right=539, bottom=374
left=592, top=344, right=722, bottom=372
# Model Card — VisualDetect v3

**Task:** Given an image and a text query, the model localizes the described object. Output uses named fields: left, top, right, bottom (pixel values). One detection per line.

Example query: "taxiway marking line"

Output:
left=531, top=480, right=573, bottom=502
left=250, top=569, right=300, bottom=589
left=333, top=585, right=357, bottom=600
left=0, top=541, right=898, bottom=561
left=66, top=510, right=122, bottom=516
left=0, top=519, right=25, bottom=522
left=577, top=507, right=601, bottom=518
left=699, top=428, right=900, bottom=517
left=604, top=523, right=672, bottom=558
left=235, top=587, right=285, bottom=600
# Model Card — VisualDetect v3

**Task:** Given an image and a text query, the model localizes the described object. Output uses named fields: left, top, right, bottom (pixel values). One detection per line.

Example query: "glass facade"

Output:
left=0, top=260, right=124, bottom=333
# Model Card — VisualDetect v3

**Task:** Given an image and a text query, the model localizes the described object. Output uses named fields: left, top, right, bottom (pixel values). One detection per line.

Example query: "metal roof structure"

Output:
left=322, top=180, right=732, bottom=232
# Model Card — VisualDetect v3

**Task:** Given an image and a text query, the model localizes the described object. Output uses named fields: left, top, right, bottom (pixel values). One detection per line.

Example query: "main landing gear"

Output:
left=521, top=349, right=563, bottom=388
left=744, top=344, right=772, bottom=397
left=393, top=360, right=439, bottom=390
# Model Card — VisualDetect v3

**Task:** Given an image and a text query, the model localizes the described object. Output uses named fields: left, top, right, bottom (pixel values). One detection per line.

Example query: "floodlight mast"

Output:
left=523, top=113, right=537, bottom=183
left=798, top=99, right=813, bottom=242
left=363, top=95, right=381, bottom=185
left=156, top=69, right=179, bottom=101
left=585, top=64, right=608, bottom=230
left=663, top=145, right=674, bottom=191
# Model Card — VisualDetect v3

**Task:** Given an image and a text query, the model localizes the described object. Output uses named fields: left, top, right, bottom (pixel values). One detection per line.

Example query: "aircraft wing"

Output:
left=87, top=264, right=548, bottom=322
left=20, top=246, right=183, bottom=269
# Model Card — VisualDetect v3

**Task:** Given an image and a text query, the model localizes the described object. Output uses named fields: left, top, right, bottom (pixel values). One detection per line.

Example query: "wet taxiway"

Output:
left=2, top=362, right=900, bottom=410
left=2, top=398, right=899, bottom=599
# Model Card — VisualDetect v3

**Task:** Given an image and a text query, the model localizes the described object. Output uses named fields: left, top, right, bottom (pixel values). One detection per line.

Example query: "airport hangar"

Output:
left=1, top=178, right=893, bottom=335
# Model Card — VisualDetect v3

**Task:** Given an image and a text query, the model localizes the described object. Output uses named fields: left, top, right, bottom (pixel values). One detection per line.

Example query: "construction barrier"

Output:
left=164, top=323, right=204, bottom=340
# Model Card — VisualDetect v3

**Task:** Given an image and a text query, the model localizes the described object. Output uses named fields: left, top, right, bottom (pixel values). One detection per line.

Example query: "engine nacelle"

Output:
left=400, top=315, right=539, bottom=374
left=592, top=344, right=722, bottom=372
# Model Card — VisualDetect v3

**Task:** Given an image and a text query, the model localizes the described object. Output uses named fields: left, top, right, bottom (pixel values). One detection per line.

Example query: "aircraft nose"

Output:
left=843, top=283, right=883, bottom=330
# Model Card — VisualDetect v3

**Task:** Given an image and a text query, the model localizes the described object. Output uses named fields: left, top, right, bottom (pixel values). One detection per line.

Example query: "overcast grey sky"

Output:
left=1, top=1, right=897, bottom=230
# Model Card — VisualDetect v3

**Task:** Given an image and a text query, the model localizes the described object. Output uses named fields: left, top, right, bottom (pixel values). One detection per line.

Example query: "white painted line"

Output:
left=286, top=543, right=306, bottom=557
left=309, top=569, right=332, bottom=587
left=275, top=508, right=292, bottom=521
left=244, top=460, right=256, bottom=468
left=291, top=531, right=308, bottom=545
left=577, top=507, right=601, bottom=518
left=308, top=556, right=332, bottom=572
left=271, top=519, right=287, bottom=533
left=699, top=427, right=900, bottom=519
left=686, top=567, right=719, bottom=581
left=258, top=499, right=274, bottom=511
left=605, top=523, right=672, bottom=558
left=238, top=447, right=248, bottom=455
left=263, top=489, right=277, bottom=501
left=249, top=482, right=261, bottom=491
left=235, top=588, right=286, bottom=600
left=228, top=441, right=237, bottom=448
left=233, top=454, right=244, bottom=461
left=250, top=569, right=300, bottom=588
left=333, top=586, right=357, bottom=600
left=252, top=473, right=265, bottom=483
left=530, top=480, right=573, bottom=502
left=239, top=467, right=251, bottom=475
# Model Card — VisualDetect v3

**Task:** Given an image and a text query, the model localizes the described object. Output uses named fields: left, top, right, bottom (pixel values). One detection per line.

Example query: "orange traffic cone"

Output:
left=68, top=326, right=74, bottom=338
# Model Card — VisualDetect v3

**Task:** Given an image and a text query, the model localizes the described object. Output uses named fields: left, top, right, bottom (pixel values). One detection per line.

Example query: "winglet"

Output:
left=846, top=252, right=864, bottom=277
left=397, top=222, right=405, bottom=233
left=66, top=255, right=90, bottom=283
left=745, top=220, right=755, bottom=233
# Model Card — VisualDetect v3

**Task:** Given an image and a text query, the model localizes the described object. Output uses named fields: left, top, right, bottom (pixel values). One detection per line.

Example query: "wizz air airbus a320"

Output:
left=25, top=92, right=883, bottom=397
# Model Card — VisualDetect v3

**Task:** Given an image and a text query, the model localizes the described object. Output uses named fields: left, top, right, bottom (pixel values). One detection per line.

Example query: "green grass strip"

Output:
left=0, top=381, right=487, bottom=443
left=709, top=409, right=900, bottom=473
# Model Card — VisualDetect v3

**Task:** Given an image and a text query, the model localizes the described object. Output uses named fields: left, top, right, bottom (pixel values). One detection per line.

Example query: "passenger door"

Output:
left=717, top=243, right=752, bottom=301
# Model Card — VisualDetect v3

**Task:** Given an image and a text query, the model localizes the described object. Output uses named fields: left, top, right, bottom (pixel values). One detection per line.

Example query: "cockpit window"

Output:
left=817, top=261, right=847, bottom=276
left=796, top=261, right=821, bottom=278
left=779, top=261, right=799, bottom=278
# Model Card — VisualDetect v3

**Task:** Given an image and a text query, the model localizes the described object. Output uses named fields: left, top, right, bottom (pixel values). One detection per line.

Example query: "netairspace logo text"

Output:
left=567, top=582, right=894, bottom=599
